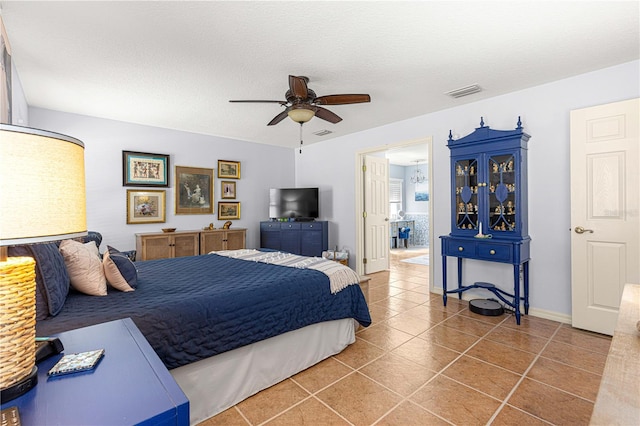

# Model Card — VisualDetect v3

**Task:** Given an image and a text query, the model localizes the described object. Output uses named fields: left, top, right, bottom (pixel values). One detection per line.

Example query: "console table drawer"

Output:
left=443, top=239, right=477, bottom=258
left=477, top=243, right=512, bottom=262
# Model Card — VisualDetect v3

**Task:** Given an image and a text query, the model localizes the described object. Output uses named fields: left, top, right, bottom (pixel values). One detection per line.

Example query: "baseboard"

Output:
left=429, top=286, right=571, bottom=324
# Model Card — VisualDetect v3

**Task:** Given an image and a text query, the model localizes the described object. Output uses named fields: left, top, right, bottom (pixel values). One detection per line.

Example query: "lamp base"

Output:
left=0, top=366, right=38, bottom=403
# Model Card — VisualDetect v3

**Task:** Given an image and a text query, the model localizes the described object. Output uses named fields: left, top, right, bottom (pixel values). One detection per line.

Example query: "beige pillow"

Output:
left=59, top=239, right=107, bottom=296
left=103, top=250, right=135, bottom=292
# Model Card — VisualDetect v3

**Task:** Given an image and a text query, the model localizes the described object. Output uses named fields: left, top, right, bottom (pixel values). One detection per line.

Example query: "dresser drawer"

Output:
left=443, top=239, right=477, bottom=258
left=280, top=222, right=301, bottom=230
left=477, top=243, right=512, bottom=262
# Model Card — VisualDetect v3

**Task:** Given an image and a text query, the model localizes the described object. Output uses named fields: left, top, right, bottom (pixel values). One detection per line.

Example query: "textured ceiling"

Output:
left=1, top=1, right=638, bottom=153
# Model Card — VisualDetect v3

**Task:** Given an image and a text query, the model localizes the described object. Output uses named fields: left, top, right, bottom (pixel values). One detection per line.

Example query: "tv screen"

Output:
left=269, top=188, right=319, bottom=219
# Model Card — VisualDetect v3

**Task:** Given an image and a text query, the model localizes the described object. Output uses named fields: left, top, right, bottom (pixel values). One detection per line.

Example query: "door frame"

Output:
left=355, top=137, right=434, bottom=289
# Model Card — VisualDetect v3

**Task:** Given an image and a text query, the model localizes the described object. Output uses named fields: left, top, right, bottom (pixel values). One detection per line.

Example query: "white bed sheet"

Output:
left=170, top=318, right=357, bottom=425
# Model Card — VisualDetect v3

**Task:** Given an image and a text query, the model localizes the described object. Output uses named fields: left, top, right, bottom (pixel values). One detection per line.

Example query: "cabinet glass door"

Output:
left=487, top=154, right=517, bottom=233
left=454, top=158, right=478, bottom=231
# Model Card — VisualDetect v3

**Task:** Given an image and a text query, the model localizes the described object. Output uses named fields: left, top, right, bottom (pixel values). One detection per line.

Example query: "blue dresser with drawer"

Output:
left=260, top=221, right=328, bottom=257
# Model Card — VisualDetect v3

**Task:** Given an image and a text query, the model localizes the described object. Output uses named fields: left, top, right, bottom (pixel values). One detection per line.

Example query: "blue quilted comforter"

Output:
left=36, top=254, right=371, bottom=369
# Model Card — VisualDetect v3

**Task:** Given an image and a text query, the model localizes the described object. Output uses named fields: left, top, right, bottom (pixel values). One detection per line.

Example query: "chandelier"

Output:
left=410, top=160, right=426, bottom=184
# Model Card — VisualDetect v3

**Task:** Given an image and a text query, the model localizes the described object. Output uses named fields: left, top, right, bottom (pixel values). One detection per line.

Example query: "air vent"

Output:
left=445, top=84, right=482, bottom=98
left=312, top=129, right=333, bottom=136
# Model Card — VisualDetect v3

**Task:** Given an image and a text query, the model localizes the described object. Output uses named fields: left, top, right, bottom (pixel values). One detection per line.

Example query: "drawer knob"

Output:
left=489, top=249, right=496, bottom=255
left=458, top=247, right=464, bottom=252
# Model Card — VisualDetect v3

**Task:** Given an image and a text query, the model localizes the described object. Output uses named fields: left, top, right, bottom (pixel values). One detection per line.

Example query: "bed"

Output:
left=26, top=238, right=371, bottom=424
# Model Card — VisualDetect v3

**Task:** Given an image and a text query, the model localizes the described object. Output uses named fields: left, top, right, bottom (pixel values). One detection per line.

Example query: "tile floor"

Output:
left=200, top=248, right=612, bottom=425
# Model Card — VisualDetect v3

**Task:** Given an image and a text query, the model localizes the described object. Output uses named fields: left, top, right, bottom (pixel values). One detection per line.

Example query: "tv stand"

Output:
left=260, top=221, right=328, bottom=257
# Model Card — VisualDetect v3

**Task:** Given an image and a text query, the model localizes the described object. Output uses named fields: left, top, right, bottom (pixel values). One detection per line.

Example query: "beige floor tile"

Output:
left=366, top=303, right=399, bottom=323
left=417, top=323, right=480, bottom=353
left=292, top=357, right=354, bottom=394
left=441, top=313, right=497, bottom=337
left=403, top=304, right=453, bottom=325
left=376, top=401, right=449, bottom=426
left=466, top=339, right=537, bottom=374
left=198, top=407, right=249, bottom=426
left=501, top=314, right=562, bottom=339
left=373, top=295, right=421, bottom=313
left=356, top=322, right=415, bottom=351
left=442, top=355, right=522, bottom=400
left=385, top=312, right=434, bottom=336
left=411, top=375, right=502, bottom=425
left=490, top=404, right=550, bottom=426
left=458, top=308, right=511, bottom=325
left=359, top=352, right=436, bottom=396
left=316, top=372, right=402, bottom=426
left=485, top=325, right=549, bottom=354
left=553, top=325, right=612, bottom=354
left=541, top=341, right=608, bottom=375
left=236, top=379, right=309, bottom=425
left=393, top=289, right=431, bottom=304
left=392, top=337, right=460, bottom=371
left=264, top=397, right=350, bottom=426
left=508, top=378, right=594, bottom=425
left=527, top=356, right=603, bottom=401
left=332, top=337, right=386, bottom=369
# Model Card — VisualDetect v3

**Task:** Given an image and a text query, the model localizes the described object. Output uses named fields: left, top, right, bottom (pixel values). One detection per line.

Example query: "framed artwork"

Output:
left=217, top=160, right=241, bottom=179
left=221, top=181, right=236, bottom=199
left=218, top=202, right=240, bottom=220
left=175, top=166, right=214, bottom=214
left=126, top=190, right=166, bottom=224
left=122, top=151, right=170, bottom=187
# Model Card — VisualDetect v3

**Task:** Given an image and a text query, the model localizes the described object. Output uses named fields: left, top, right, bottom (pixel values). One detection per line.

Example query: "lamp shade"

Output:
left=0, top=124, right=87, bottom=245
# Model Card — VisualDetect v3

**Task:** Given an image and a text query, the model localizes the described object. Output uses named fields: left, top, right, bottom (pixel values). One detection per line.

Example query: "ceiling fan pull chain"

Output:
left=299, top=122, right=303, bottom=154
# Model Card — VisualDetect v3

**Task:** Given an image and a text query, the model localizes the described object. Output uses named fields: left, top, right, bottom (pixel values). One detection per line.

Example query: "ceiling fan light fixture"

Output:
left=287, top=107, right=315, bottom=123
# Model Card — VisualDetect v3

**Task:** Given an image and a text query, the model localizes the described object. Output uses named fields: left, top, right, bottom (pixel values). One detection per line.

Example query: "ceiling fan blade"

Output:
left=267, top=108, right=290, bottom=126
left=314, top=107, right=342, bottom=124
left=313, top=94, right=371, bottom=105
left=229, top=100, right=287, bottom=105
left=289, top=75, right=309, bottom=99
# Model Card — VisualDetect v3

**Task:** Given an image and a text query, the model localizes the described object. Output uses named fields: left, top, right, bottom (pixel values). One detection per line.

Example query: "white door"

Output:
left=364, top=155, right=390, bottom=274
left=570, top=98, right=639, bottom=335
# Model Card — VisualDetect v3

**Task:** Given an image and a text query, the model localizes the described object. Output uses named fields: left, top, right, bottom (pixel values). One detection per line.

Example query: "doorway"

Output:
left=355, top=137, right=434, bottom=291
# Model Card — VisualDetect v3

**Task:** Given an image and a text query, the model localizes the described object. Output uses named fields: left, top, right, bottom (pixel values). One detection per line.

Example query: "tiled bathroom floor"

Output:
left=201, top=248, right=611, bottom=425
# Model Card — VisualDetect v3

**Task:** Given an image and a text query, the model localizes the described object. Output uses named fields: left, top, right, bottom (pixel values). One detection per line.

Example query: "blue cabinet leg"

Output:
left=524, top=261, right=530, bottom=315
left=513, top=264, right=521, bottom=325
left=442, top=255, right=448, bottom=306
left=457, top=258, right=463, bottom=300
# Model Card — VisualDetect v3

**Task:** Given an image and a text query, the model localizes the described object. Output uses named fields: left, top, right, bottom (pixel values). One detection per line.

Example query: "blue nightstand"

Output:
left=1, top=318, right=189, bottom=425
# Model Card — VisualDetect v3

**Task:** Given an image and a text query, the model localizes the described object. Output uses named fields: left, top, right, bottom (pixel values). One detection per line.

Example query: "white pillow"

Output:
left=103, top=250, right=135, bottom=292
left=59, top=239, right=107, bottom=296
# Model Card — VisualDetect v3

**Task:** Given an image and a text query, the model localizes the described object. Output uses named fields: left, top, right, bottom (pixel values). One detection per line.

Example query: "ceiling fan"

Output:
left=229, top=75, right=371, bottom=126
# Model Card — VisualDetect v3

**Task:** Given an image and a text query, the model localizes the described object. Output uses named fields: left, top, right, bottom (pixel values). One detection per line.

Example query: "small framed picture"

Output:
left=126, top=190, right=166, bottom=224
left=221, top=181, right=236, bottom=199
left=218, top=202, right=240, bottom=220
left=218, top=160, right=241, bottom=179
left=123, top=151, right=170, bottom=187
left=175, top=166, right=214, bottom=215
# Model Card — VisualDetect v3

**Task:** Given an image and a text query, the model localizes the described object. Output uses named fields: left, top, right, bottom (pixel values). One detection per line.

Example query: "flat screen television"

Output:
left=269, top=188, right=319, bottom=220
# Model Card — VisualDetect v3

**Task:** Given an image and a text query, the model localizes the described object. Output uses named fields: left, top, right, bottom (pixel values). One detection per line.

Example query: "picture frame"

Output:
left=221, top=181, right=236, bottom=199
left=175, top=166, right=214, bottom=214
left=126, top=190, right=166, bottom=224
left=217, top=160, right=241, bottom=179
left=122, top=151, right=170, bottom=187
left=218, top=202, right=240, bottom=220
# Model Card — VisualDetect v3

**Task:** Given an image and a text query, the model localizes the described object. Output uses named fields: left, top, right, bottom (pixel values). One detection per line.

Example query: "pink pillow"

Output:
left=103, top=250, right=135, bottom=292
left=59, top=240, right=107, bottom=296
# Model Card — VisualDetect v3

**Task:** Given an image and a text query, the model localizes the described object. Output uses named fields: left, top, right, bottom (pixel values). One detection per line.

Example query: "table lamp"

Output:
left=0, top=124, right=86, bottom=401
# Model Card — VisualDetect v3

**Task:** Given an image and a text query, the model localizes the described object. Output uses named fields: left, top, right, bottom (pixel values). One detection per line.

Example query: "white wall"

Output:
left=28, top=108, right=295, bottom=252
left=296, top=60, right=639, bottom=320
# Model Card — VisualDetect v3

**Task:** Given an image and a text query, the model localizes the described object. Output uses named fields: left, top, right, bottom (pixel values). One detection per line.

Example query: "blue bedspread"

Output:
left=36, top=254, right=371, bottom=369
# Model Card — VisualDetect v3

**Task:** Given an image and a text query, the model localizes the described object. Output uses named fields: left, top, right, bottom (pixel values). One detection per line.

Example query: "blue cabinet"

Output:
left=1, top=318, right=189, bottom=425
left=440, top=117, right=531, bottom=324
left=260, top=221, right=328, bottom=257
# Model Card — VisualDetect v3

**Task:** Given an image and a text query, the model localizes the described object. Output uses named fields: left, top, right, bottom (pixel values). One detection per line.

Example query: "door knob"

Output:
left=574, top=226, right=594, bottom=234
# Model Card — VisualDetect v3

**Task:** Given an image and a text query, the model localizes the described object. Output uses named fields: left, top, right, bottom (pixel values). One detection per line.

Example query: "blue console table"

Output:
left=440, top=118, right=531, bottom=324
left=1, top=318, right=189, bottom=425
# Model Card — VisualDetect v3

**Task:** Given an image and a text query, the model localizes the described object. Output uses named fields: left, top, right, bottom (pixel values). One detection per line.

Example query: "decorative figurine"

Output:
left=492, top=163, right=499, bottom=173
